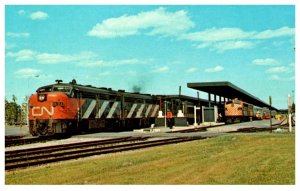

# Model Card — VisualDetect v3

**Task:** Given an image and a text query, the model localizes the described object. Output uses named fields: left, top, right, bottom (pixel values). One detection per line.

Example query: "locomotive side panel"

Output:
left=78, top=94, right=159, bottom=130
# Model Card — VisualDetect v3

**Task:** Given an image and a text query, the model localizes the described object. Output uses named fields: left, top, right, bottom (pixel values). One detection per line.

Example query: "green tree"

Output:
left=5, top=95, right=21, bottom=125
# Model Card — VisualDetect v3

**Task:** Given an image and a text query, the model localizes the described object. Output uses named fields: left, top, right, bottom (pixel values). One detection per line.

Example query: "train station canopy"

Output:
left=187, top=81, right=277, bottom=110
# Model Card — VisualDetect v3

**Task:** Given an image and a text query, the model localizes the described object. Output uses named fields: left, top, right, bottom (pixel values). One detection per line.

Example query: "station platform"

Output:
left=133, top=122, right=225, bottom=133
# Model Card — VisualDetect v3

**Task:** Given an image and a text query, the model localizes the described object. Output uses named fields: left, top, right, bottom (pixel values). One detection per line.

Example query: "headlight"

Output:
left=38, top=94, right=46, bottom=102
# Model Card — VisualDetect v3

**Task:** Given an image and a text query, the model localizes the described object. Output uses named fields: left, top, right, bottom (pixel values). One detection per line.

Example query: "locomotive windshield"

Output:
left=53, top=86, right=72, bottom=93
left=233, top=100, right=241, bottom=105
left=37, top=86, right=52, bottom=93
left=226, top=100, right=241, bottom=105
left=37, top=85, right=72, bottom=94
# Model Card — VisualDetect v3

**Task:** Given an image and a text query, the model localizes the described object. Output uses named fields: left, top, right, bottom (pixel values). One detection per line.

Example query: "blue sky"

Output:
left=5, top=5, right=295, bottom=109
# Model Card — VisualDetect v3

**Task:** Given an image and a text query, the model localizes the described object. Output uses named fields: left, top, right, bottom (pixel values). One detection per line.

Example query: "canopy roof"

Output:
left=187, top=81, right=277, bottom=110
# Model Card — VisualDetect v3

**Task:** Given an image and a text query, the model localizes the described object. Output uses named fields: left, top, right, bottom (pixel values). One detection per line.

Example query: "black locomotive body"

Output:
left=29, top=79, right=217, bottom=136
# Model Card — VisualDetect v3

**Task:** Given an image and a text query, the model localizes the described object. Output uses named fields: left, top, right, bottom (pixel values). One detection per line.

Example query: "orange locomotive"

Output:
left=224, top=98, right=254, bottom=123
left=29, top=79, right=160, bottom=136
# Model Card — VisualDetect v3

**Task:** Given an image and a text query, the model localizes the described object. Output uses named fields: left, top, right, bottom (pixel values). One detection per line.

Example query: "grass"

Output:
left=5, top=133, right=295, bottom=185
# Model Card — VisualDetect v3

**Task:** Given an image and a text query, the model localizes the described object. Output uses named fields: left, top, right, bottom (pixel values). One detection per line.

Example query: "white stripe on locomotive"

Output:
left=107, top=102, right=119, bottom=118
left=96, top=100, right=109, bottom=118
left=82, top=100, right=96, bottom=119
left=145, top=104, right=153, bottom=117
left=127, top=103, right=137, bottom=118
left=135, top=104, right=145, bottom=118
left=151, top=105, right=159, bottom=117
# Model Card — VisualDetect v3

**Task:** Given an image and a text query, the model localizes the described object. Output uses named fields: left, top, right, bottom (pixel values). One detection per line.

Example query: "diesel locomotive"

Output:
left=224, top=98, right=276, bottom=123
left=28, top=79, right=202, bottom=136
left=29, top=79, right=162, bottom=136
left=224, top=98, right=254, bottom=123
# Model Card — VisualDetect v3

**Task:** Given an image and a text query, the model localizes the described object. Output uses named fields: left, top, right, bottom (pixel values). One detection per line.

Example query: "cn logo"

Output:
left=32, top=106, right=54, bottom=117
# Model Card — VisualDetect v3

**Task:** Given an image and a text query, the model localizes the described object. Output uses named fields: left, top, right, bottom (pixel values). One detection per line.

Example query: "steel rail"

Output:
left=5, top=136, right=70, bottom=147
left=6, top=137, right=46, bottom=147
left=5, top=136, right=148, bottom=158
left=5, top=136, right=206, bottom=170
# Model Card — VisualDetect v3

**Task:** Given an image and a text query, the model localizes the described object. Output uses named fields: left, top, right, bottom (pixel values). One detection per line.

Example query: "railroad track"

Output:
left=225, top=119, right=287, bottom=133
left=170, top=127, right=207, bottom=133
left=5, top=136, right=205, bottom=170
left=5, top=136, right=24, bottom=143
left=5, top=136, right=69, bottom=147
left=227, top=126, right=277, bottom=133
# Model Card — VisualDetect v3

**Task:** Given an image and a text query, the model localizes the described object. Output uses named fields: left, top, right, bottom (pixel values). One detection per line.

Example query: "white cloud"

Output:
left=113, top=58, right=143, bottom=65
left=205, top=65, right=224, bottom=73
left=36, top=53, right=75, bottom=64
left=183, top=28, right=255, bottom=42
left=88, top=7, right=194, bottom=38
left=183, top=26, right=294, bottom=52
left=183, top=28, right=256, bottom=52
left=18, top=10, right=26, bottom=16
left=6, top=49, right=99, bottom=64
left=6, top=49, right=146, bottom=67
left=272, top=41, right=285, bottom=47
left=15, top=68, right=41, bottom=78
left=254, top=27, right=295, bottom=39
left=269, top=74, right=280, bottom=80
left=210, top=41, right=255, bottom=53
left=7, top=49, right=146, bottom=67
left=30, top=11, right=49, bottom=20
left=79, top=58, right=146, bottom=67
left=289, top=62, right=295, bottom=67
left=253, top=59, right=295, bottom=80
left=6, top=32, right=30, bottom=38
left=5, top=43, right=16, bottom=50
left=87, top=8, right=294, bottom=53
left=252, top=58, right=279, bottom=66
left=266, top=66, right=290, bottom=73
left=80, top=58, right=145, bottom=67
left=269, top=74, right=294, bottom=81
left=152, top=66, right=169, bottom=73
left=186, top=67, right=198, bottom=73
left=81, top=60, right=105, bottom=67
left=6, top=49, right=37, bottom=62
left=127, top=70, right=138, bottom=76
left=195, top=43, right=211, bottom=49
left=184, top=27, right=294, bottom=42
left=98, top=71, right=111, bottom=76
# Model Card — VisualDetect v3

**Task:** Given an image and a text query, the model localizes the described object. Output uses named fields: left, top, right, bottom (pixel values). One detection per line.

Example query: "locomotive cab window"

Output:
left=53, top=86, right=72, bottom=93
left=70, top=88, right=80, bottom=98
left=233, top=101, right=241, bottom=105
left=37, top=86, right=53, bottom=93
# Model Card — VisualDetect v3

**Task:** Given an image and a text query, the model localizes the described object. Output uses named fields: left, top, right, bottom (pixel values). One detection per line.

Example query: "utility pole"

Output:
left=269, top=96, right=272, bottom=132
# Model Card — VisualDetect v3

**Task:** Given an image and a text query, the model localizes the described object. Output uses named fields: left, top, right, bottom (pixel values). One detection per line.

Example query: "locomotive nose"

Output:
left=30, top=93, right=68, bottom=118
left=29, top=92, right=72, bottom=136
